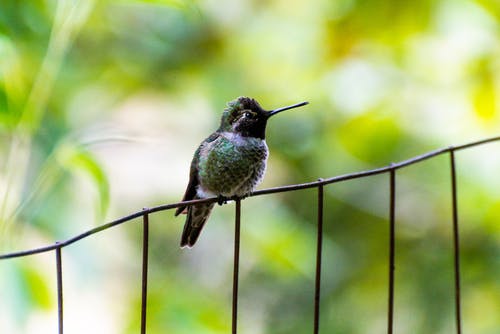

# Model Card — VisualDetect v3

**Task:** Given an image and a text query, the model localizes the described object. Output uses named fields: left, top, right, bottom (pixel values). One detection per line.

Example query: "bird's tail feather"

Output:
left=180, top=202, right=215, bottom=248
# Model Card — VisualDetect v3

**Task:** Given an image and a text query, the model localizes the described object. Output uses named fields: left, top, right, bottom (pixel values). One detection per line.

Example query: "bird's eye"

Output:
left=244, top=111, right=253, bottom=118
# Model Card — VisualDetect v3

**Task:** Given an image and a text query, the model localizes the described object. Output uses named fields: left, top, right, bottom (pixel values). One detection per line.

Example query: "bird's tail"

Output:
left=180, top=202, right=215, bottom=248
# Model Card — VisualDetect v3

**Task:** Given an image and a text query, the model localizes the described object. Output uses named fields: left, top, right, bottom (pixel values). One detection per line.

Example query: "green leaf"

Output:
left=56, top=143, right=110, bottom=220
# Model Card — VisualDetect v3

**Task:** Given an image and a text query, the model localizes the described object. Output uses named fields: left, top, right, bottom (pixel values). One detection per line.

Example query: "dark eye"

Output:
left=244, top=111, right=253, bottom=118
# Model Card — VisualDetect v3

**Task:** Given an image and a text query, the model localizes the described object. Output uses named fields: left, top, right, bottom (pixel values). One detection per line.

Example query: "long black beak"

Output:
left=267, top=101, right=309, bottom=117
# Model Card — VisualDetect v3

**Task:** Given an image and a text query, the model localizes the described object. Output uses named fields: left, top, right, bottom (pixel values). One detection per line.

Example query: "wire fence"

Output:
left=1, top=135, right=500, bottom=334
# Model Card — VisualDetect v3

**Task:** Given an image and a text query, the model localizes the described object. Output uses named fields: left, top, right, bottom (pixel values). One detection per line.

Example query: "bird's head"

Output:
left=218, top=96, right=308, bottom=139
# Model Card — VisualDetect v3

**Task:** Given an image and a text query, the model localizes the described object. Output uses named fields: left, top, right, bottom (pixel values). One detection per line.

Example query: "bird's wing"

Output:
left=175, top=132, right=219, bottom=216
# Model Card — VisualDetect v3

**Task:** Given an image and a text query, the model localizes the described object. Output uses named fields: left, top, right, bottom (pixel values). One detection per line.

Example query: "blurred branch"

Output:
left=0, top=0, right=96, bottom=229
left=19, top=0, right=96, bottom=133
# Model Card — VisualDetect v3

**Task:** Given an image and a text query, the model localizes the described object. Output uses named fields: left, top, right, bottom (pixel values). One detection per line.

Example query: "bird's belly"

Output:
left=198, top=140, right=268, bottom=197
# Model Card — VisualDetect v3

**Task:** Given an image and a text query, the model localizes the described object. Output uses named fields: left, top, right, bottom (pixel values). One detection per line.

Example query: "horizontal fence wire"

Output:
left=2, top=135, right=498, bottom=261
left=1, top=134, right=500, bottom=334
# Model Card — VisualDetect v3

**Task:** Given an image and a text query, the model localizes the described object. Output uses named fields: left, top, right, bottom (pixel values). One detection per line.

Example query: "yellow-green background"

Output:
left=1, top=0, right=499, bottom=333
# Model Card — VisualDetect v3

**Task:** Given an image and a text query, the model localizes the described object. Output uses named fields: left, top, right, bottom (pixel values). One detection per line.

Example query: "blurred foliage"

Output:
left=1, top=0, right=500, bottom=333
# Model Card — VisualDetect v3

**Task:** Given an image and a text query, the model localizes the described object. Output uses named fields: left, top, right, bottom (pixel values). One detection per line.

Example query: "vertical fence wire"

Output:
left=387, top=169, right=396, bottom=334
left=232, top=199, right=242, bottom=334
left=449, top=150, right=462, bottom=334
left=313, top=182, right=324, bottom=334
left=140, top=211, right=150, bottom=334
left=55, top=244, right=63, bottom=334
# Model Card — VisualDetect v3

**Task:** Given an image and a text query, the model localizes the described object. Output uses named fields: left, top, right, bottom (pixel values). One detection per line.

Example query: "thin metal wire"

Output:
left=313, top=182, right=324, bottom=334
left=1, top=135, right=499, bottom=261
left=140, top=211, right=150, bottom=334
left=450, top=150, right=462, bottom=334
left=232, top=199, right=242, bottom=334
left=387, top=169, right=396, bottom=334
left=55, top=244, right=63, bottom=334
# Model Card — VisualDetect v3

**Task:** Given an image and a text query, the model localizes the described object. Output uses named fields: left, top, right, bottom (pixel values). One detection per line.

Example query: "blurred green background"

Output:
left=1, top=0, right=500, bottom=333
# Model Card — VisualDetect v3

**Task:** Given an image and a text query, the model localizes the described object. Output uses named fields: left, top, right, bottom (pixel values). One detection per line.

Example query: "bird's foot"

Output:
left=217, top=193, right=251, bottom=205
left=217, top=195, right=229, bottom=206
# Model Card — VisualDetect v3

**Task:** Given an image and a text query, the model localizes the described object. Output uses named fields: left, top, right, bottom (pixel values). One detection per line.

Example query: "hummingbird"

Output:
left=175, top=97, right=309, bottom=248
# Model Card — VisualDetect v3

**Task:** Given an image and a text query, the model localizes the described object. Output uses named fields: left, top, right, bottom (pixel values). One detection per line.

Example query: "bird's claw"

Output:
left=217, top=195, right=229, bottom=206
left=234, top=193, right=248, bottom=201
left=217, top=193, right=251, bottom=205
